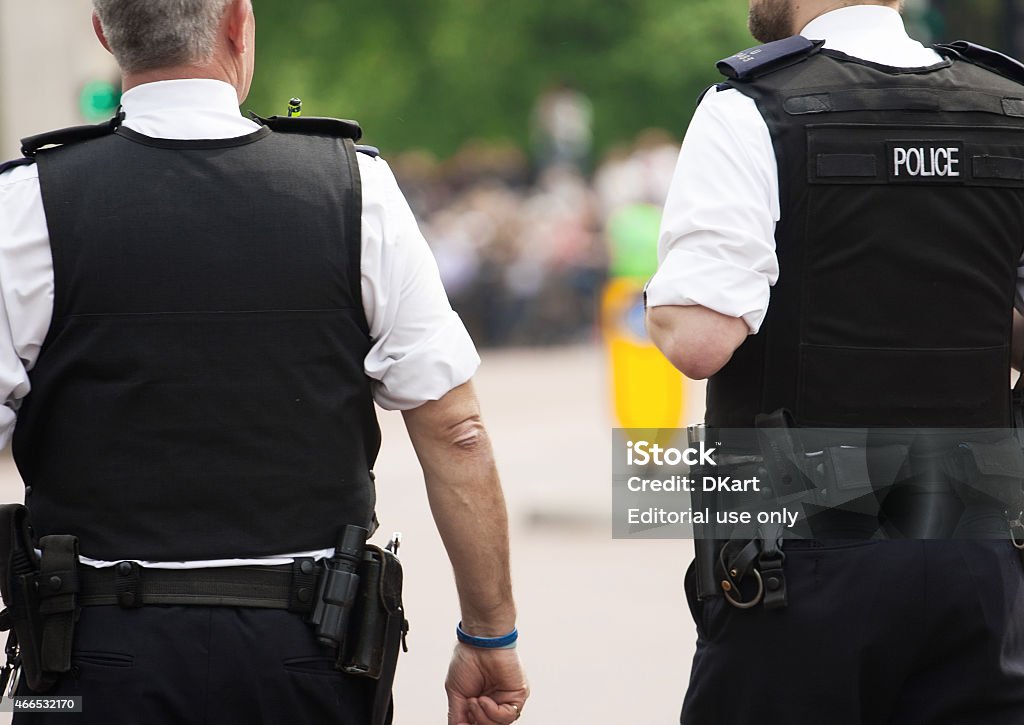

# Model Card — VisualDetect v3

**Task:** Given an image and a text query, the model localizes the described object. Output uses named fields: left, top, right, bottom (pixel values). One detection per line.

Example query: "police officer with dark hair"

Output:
left=0, top=1, right=528, bottom=723
left=648, top=0, right=1024, bottom=722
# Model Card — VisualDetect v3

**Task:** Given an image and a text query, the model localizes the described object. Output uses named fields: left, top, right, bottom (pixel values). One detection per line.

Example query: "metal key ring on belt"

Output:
left=1011, top=516, right=1024, bottom=551
left=722, top=569, right=764, bottom=609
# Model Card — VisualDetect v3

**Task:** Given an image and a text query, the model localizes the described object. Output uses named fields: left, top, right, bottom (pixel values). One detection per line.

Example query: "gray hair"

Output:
left=93, top=0, right=234, bottom=74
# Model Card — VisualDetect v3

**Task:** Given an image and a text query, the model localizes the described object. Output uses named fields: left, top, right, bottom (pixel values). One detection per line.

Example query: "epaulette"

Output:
left=251, top=113, right=363, bottom=142
left=934, top=41, right=1024, bottom=86
left=0, top=157, right=35, bottom=175
left=717, top=36, right=824, bottom=82
left=355, top=145, right=380, bottom=158
left=20, top=113, right=123, bottom=158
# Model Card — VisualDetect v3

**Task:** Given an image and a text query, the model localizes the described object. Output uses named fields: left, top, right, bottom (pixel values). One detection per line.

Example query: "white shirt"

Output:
left=646, top=5, right=965, bottom=333
left=0, top=78, right=480, bottom=568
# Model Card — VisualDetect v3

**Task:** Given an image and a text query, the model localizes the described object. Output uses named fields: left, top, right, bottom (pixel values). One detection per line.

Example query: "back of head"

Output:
left=93, top=0, right=233, bottom=74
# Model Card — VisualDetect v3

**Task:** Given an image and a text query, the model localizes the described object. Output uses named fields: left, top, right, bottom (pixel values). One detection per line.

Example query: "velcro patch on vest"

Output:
left=807, top=124, right=1024, bottom=187
left=973, top=155, right=1024, bottom=180
left=887, top=141, right=965, bottom=182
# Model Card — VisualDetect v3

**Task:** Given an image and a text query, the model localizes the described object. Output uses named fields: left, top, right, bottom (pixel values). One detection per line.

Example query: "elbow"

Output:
left=445, top=415, right=488, bottom=453
left=648, top=319, right=731, bottom=380
left=647, top=305, right=748, bottom=380
left=402, top=383, right=498, bottom=470
left=676, top=357, right=727, bottom=381
left=657, top=339, right=731, bottom=380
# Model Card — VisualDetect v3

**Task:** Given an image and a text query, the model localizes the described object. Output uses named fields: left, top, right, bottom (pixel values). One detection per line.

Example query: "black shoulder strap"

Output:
left=934, top=40, right=1024, bottom=86
left=20, top=113, right=123, bottom=158
left=717, top=36, right=825, bottom=82
left=250, top=113, right=363, bottom=142
left=0, top=157, right=35, bottom=175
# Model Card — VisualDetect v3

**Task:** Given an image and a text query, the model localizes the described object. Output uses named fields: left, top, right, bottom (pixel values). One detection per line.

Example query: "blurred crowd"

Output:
left=390, top=129, right=680, bottom=348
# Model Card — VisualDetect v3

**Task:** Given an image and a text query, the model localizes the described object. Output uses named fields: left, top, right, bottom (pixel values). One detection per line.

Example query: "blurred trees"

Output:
left=928, top=0, right=1003, bottom=48
left=248, top=0, right=751, bottom=157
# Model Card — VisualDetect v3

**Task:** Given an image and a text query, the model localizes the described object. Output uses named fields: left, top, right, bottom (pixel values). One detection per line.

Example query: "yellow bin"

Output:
left=603, top=202, right=686, bottom=428
left=602, top=277, right=685, bottom=429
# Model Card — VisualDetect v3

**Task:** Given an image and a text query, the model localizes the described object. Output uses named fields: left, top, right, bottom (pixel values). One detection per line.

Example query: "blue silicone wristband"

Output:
left=456, top=622, right=518, bottom=649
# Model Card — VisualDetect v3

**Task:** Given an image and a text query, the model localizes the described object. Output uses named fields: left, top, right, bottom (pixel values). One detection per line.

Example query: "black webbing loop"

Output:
left=288, top=558, right=320, bottom=615
left=36, top=535, right=80, bottom=674
left=114, top=561, right=143, bottom=609
left=757, top=523, right=788, bottom=610
left=718, top=526, right=789, bottom=611
left=722, top=539, right=760, bottom=582
left=718, top=539, right=764, bottom=609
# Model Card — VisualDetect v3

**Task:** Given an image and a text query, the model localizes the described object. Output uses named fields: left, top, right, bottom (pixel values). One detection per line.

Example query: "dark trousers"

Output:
left=682, top=540, right=1024, bottom=724
left=14, top=605, right=377, bottom=724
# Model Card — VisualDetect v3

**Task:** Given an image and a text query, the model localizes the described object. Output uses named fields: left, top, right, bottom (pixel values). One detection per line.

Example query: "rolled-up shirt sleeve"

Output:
left=359, top=154, right=480, bottom=410
left=0, top=291, right=26, bottom=447
left=645, top=86, right=781, bottom=334
left=0, top=164, right=53, bottom=449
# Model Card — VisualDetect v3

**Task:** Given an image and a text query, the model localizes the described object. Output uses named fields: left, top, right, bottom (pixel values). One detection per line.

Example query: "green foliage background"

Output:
left=247, top=0, right=753, bottom=157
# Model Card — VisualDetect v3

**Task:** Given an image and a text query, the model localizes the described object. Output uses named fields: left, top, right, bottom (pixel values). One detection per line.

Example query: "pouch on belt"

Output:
left=0, top=504, right=81, bottom=694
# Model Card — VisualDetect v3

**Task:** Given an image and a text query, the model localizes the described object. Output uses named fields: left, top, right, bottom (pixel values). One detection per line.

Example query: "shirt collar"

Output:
left=119, top=79, right=261, bottom=140
left=800, top=5, right=941, bottom=68
left=801, top=5, right=906, bottom=41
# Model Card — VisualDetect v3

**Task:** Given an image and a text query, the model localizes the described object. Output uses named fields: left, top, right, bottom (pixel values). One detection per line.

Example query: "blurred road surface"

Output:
left=0, top=344, right=701, bottom=724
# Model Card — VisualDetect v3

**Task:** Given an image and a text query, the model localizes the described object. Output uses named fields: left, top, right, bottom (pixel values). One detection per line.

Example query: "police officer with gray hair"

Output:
left=648, top=0, right=1024, bottom=722
left=0, top=1, right=528, bottom=723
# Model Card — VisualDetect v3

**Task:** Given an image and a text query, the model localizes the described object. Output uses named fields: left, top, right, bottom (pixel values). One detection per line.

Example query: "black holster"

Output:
left=336, top=545, right=407, bottom=725
left=0, top=504, right=80, bottom=694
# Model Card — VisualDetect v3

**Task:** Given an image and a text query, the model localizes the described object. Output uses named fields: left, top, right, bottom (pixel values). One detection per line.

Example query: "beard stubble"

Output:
left=748, top=0, right=795, bottom=44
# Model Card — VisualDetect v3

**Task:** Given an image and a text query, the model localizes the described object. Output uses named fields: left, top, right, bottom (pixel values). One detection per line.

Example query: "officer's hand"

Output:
left=446, top=643, right=529, bottom=725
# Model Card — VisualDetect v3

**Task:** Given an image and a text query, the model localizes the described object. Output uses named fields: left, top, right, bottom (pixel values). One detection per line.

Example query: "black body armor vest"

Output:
left=707, top=39, right=1024, bottom=429
left=13, top=118, right=381, bottom=561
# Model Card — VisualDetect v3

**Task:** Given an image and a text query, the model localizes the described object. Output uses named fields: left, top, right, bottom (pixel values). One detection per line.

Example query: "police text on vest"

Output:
left=891, top=143, right=961, bottom=179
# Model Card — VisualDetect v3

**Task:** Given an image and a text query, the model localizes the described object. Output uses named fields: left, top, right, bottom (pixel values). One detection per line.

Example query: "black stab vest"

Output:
left=707, top=48, right=1024, bottom=429
left=16, top=124, right=381, bottom=561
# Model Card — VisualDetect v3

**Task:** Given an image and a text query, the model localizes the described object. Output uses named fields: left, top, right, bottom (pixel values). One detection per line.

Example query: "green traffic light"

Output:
left=79, top=80, right=121, bottom=122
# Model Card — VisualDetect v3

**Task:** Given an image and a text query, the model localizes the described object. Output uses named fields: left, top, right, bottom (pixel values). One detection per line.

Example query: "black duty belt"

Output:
left=689, top=418, right=1024, bottom=612
left=75, top=560, right=321, bottom=613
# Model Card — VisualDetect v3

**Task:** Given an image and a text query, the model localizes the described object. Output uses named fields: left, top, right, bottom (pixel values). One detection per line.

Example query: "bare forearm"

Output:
left=423, top=443, right=514, bottom=634
left=647, top=304, right=749, bottom=380
left=403, top=383, right=516, bottom=635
